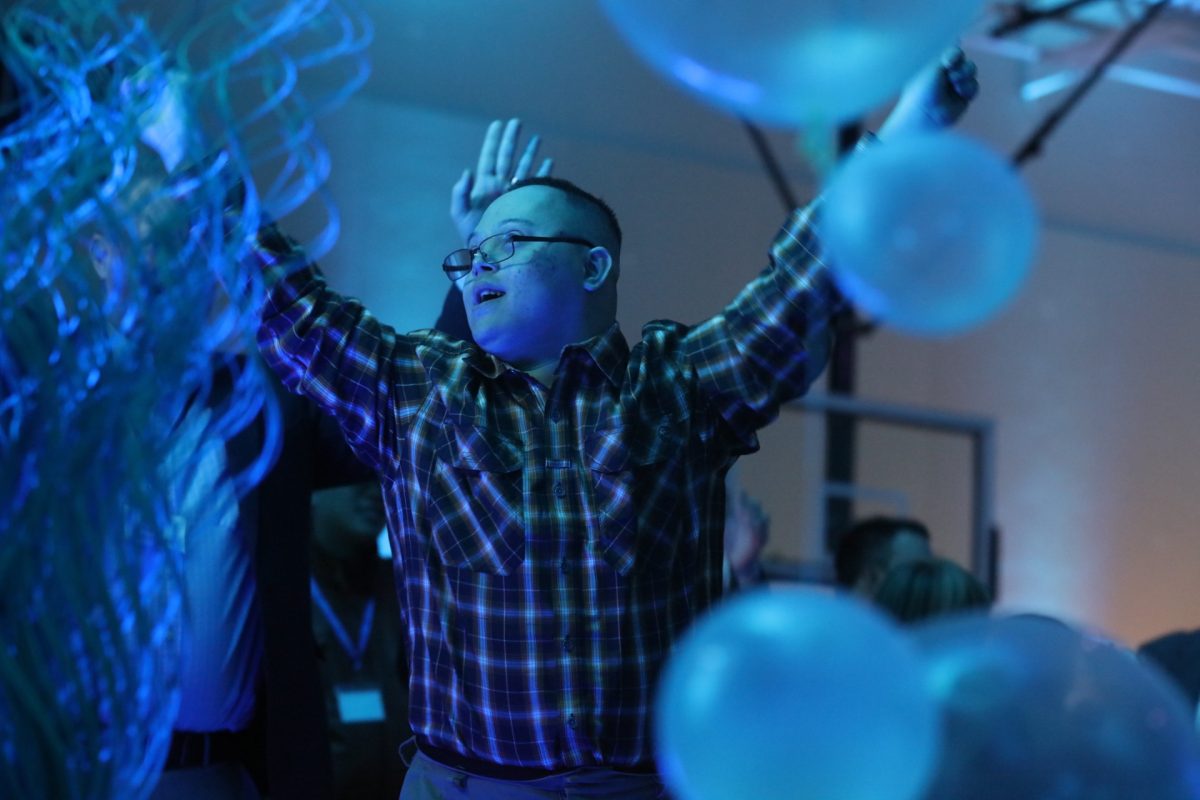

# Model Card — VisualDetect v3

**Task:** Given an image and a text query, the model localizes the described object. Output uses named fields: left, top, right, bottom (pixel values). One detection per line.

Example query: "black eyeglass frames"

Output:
left=443, top=233, right=595, bottom=281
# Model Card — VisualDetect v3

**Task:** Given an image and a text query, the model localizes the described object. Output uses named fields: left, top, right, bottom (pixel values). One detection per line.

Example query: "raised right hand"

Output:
left=450, top=118, right=553, bottom=243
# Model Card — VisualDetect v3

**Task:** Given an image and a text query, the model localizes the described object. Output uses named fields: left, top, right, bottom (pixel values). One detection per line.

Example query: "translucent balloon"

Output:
left=914, top=614, right=1200, bottom=800
left=656, top=588, right=940, bottom=800
left=820, top=132, right=1038, bottom=336
left=599, top=0, right=987, bottom=128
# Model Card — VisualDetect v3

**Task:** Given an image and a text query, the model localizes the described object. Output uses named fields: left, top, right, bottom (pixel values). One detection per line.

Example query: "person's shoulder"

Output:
left=630, top=320, right=696, bottom=393
left=409, top=327, right=469, bottom=350
left=1139, top=628, right=1200, bottom=658
left=638, top=318, right=690, bottom=344
left=1138, top=628, right=1200, bottom=705
left=409, top=327, right=488, bottom=380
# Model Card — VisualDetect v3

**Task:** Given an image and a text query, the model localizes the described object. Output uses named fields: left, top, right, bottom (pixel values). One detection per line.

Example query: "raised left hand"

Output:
left=878, top=47, right=979, bottom=140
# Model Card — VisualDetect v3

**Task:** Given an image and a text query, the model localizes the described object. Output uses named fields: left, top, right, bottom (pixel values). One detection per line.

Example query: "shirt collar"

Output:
left=458, top=341, right=508, bottom=380
left=458, top=322, right=629, bottom=387
left=565, top=321, right=628, bottom=388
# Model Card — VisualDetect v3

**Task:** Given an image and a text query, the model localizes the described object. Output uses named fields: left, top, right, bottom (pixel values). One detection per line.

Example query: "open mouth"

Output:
left=475, top=288, right=506, bottom=304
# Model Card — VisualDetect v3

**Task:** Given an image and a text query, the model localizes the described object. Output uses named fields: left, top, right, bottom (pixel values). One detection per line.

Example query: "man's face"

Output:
left=463, top=186, right=594, bottom=369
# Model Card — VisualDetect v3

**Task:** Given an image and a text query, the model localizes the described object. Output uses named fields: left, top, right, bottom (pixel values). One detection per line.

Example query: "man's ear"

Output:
left=582, top=246, right=614, bottom=292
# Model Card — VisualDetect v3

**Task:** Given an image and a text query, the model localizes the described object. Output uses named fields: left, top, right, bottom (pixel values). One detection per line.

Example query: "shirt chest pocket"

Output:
left=427, top=424, right=526, bottom=575
left=584, top=417, right=689, bottom=577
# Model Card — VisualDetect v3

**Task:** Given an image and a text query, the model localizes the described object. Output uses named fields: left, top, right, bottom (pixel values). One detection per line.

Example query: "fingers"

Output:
left=941, top=47, right=979, bottom=101
left=955, top=67, right=979, bottom=101
left=512, top=134, right=541, bottom=180
left=477, top=118, right=544, bottom=185
left=475, top=119, right=503, bottom=179
left=949, top=62, right=979, bottom=98
left=450, top=168, right=472, bottom=217
left=458, top=117, right=550, bottom=233
left=941, top=46, right=966, bottom=70
left=495, top=118, right=521, bottom=179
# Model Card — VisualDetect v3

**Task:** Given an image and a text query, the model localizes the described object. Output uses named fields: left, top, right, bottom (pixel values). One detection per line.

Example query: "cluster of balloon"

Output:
left=599, top=1, right=1041, bottom=336
left=598, top=0, right=987, bottom=129
left=655, top=588, right=940, bottom=800
left=914, top=614, right=1200, bottom=800
left=819, top=132, right=1039, bottom=335
left=656, top=597, right=1200, bottom=800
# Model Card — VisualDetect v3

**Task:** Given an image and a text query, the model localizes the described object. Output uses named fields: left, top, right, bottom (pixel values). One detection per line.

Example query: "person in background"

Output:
left=105, top=66, right=378, bottom=799
left=832, top=516, right=933, bottom=598
left=722, top=478, right=771, bottom=590
left=1137, top=628, right=1200, bottom=730
left=150, top=363, right=374, bottom=800
left=142, top=72, right=417, bottom=796
left=872, top=557, right=991, bottom=624
left=310, top=481, right=412, bottom=799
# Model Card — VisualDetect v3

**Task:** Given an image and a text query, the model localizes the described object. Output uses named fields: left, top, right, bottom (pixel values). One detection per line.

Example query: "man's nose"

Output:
left=471, top=254, right=498, bottom=276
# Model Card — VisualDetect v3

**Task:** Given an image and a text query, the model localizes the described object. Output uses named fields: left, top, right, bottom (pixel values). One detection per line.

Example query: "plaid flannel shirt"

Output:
left=255, top=204, right=836, bottom=770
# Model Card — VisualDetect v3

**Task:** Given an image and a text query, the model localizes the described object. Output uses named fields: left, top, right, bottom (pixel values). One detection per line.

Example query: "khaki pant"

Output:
left=398, top=751, right=667, bottom=800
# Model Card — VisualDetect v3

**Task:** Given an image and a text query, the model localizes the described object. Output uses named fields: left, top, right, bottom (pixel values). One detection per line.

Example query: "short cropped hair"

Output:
left=873, top=557, right=992, bottom=624
left=506, top=176, right=622, bottom=249
left=833, top=516, right=930, bottom=588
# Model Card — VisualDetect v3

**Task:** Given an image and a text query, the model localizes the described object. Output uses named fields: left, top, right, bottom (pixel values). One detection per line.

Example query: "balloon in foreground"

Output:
left=820, top=132, right=1039, bottom=336
left=599, top=0, right=986, bottom=127
left=914, top=614, right=1200, bottom=800
left=656, top=588, right=940, bottom=800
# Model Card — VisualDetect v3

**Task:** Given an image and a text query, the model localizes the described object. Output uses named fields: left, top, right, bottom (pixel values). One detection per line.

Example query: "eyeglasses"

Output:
left=443, top=232, right=596, bottom=282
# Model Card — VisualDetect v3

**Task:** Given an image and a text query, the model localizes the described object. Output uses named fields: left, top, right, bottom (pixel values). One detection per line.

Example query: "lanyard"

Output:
left=311, top=578, right=376, bottom=672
